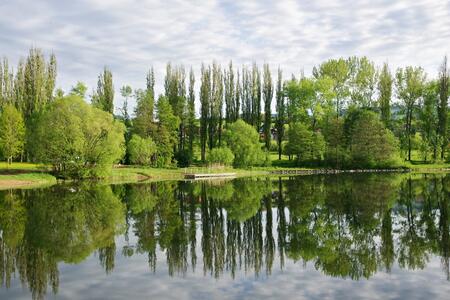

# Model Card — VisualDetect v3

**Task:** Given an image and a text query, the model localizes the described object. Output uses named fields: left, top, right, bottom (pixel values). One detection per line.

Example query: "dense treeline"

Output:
left=0, top=48, right=449, bottom=177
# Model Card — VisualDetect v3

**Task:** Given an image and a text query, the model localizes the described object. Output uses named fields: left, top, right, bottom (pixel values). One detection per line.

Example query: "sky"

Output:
left=0, top=0, right=449, bottom=113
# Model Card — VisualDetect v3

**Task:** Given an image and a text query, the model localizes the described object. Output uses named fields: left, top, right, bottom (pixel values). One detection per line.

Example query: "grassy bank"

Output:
left=0, top=173, right=57, bottom=190
left=0, top=160, right=449, bottom=190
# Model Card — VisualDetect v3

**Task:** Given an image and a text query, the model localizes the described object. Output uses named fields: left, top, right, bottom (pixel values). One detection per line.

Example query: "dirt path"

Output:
left=0, top=180, right=35, bottom=189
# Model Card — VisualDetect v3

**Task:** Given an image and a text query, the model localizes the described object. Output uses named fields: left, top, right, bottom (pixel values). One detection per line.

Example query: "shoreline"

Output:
left=0, top=165, right=449, bottom=190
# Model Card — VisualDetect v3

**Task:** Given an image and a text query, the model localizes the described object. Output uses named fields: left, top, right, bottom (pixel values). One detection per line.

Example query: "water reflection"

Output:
left=0, top=174, right=449, bottom=299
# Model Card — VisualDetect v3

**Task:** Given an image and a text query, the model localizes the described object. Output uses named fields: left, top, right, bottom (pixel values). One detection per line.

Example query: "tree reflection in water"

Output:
left=0, top=174, right=449, bottom=299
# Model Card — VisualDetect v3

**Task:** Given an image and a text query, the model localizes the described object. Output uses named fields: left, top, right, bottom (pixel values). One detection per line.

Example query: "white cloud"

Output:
left=0, top=0, right=449, bottom=113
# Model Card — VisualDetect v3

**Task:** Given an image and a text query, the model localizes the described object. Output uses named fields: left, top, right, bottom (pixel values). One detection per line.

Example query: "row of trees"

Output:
left=126, top=56, right=449, bottom=168
left=0, top=48, right=449, bottom=175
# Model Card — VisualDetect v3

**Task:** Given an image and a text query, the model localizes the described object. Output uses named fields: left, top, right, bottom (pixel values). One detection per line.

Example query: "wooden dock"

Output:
left=184, top=173, right=236, bottom=180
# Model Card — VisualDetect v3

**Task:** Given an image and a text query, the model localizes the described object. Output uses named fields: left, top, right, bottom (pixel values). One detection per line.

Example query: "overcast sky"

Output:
left=1, top=0, right=449, bottom=113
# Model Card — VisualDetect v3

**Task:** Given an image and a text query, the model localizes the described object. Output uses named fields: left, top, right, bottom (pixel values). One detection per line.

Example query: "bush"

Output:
left=128, top=134, right=157, bottom=165
left=207, top=147, right=234, bottom=166
left=224, top=120, right=268, bottom=168
left=30, top=96, right=125, bottom=178
left=346, top=110, right=400, bottom=168
left=285, top=122, right=325, bottom=165
left=0, top=104, right=25, bottom=164
left=175, top=149, right=193, bottom=167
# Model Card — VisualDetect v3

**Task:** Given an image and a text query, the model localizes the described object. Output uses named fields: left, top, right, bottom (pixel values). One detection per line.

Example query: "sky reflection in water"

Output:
left=0, top=173, right=449, bottom=299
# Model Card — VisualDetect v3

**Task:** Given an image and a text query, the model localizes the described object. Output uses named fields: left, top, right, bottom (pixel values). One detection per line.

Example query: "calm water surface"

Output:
left=0, top=173, right=449, bottom=299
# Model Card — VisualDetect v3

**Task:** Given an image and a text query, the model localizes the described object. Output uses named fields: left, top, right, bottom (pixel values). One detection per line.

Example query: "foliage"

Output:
left=128, top=134, right=157, bottom=165
left=92, top=67, right=114, bottom=114
left=30, top=95, right=125, bottom=178
left=285, top=122, right=325, bottom=165
left=346, top=110, right=400, bottom=168
left=154, top=96, right=180, bottom=167
left=174, top=149, right=193, bottom=167
left=224, top=120, right=267, bottom=168
left=0, top=104, right=25, bottom=163
left=207, top=147, right=234, bottom=166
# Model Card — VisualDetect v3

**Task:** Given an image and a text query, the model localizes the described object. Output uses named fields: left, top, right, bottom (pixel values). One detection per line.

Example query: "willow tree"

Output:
left=275, top=68, right=285, bottom=160
left=92, top=67, right=114, bottom=114
left=378, top=63, right=393, bottom=128
left=438, top=56, right=449, bottom=160
left=395, top=66, right=426, bottom=161
left=263, top=63, right=273, bottom=149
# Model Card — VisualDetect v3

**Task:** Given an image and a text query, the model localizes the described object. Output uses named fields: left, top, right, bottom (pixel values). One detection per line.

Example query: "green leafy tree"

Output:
left=224, top=120, right=266, bottom=168
left=164, top=63, right=187, bottom=150
left=438, top=57, right=449, bottom=160
left=262, top=63, right=273, bottom=149
left=30, top=95, right=125, bottom=178
left=207, top=147, right=234, bottom=166
left=313, top=57, right=352, bottom=117
left=419, top=81, right=439, bottom=161
left=70, top=81, right=87, bottom=99
left=275, top=68, right=285, bottom=159
left=200, top=64, right=211, bottom=161
left=349, top=56, right=378, bottom=108
left=0, top=58, right=14, bottom=108
left=128, top=134, right=157, bottom=165
left=154, top=96, right=180, bottom=167
left=0, top=104, right=25, bottom=163
left=378, top=63, right=393, bottom=128
left=285, top=122, right=325, bottom=165
left=92, top=67, right=114, bottom=114
left=187, top=67, right=196, bottom=152
left=395, top=66, right=426, bottom=161
left=346, top=110, right=399, bottom=167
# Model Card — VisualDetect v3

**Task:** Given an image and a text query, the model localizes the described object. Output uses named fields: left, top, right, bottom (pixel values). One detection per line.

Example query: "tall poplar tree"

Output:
left=164, top=63, right=187, bottom=150
left=187, top=67, right=196, bottom=152
left=234, top=70, right=241, bottom=121
left=438, top=56, right=449, bottom=160
left=251, top=63, right=262, bottom=130
left=23, top=48, right=54, bottom=120
left=209, top=62, right=223, bottom=148
left=263, top=63, right=273, bottom=149
left=275, top=67, right=285, bottom=159
left=241, top=66, right=252, bottom=124
left=200, top=64, right=211, bottom=161
left=133, top=68, right=155, bottom=138
left=92, top=67, right=114, bottom=114
left=378, top=63, right=393, bottom=128
left=224, top=61, right=235, bottom=123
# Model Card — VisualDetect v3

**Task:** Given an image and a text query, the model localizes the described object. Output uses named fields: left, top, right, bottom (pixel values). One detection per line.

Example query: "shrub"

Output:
left=224, top=120, right=267, bottom=168
left=128, top=134, right=157, bottom=165
left=207, top=147, right=234, bottom=166
left=175, top=149, right=193, bottom=167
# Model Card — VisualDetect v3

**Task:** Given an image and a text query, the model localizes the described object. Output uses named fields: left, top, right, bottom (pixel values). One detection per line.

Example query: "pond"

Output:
left=0, top=173, right=449, bottom=299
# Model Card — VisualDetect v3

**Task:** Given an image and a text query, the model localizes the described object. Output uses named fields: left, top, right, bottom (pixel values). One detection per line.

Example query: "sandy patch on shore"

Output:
left=0, top=180, right=35, bottom=189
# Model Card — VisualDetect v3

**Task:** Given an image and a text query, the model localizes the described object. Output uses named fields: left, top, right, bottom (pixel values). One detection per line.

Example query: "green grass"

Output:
left=0, top=173, right=56, bottom=190
left=0, top=162, right=48, bottom=171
